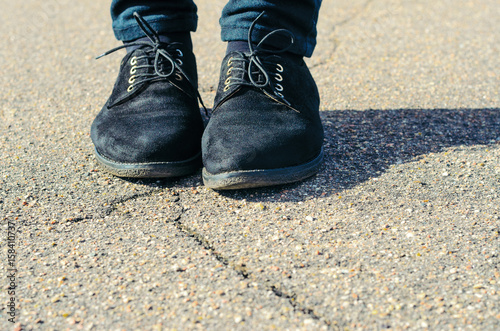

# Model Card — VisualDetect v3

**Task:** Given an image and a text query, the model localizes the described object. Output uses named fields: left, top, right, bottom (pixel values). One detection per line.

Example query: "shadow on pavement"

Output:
left=219, top=108, right=500, bottom=201
left=129, top=108, right=500, bottom=201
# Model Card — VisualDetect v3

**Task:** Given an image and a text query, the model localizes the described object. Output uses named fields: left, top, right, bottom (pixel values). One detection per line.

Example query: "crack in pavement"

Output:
left=167, top=198, right=334, bottom=328
left=70, top=189, right=162, bottom=221
left=101, top=190, right=163, bottom=216
left=334, top=0, right=375, bottom=27
left=308, top=39, right=340, bottom=70
left=92, top=188, right=334, bottom=327
left=309, top=0, right=375, bottom=70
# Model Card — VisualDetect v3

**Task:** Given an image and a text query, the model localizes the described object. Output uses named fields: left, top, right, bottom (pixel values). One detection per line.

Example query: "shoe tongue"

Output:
left=226, top=41, right=250, bottom=55
left=123, top=37, right=145, bottom=53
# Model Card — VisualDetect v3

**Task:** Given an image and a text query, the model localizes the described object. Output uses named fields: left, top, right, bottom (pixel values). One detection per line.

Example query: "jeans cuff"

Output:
left=113, top=15, right=198, bottom=41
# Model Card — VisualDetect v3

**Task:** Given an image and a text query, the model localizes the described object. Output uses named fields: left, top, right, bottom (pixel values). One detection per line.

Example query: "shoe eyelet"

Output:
left=227, top=67, right=233, bottom=75
left=176, top=58, right=183, bottom=66
left=275, top=73, right=283, bottom=82
left=127, top=85, right=134, bottom=92
left=227, top=57, right=233, bottom=66
left=224, top=85, right=230, bottom=92
left=276, top=64, right=284, bottom=73
left=128, top=75, right=136, bottom=84
left=175, top=73, right=183, bottom=81
left=176, top=49, right=183, bottom=57
left=275, top=83, right=283, bottom=92
left=224, top=77, right=231, bottom=85
left=130, top=56, right=137, bottom=66
left=274, top=91, right=284, bottom=98
left=130, top=66, right=137, bottom=75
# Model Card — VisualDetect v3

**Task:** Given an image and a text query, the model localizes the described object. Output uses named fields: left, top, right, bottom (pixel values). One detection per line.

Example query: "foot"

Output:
left=202, top=13, right=324, bottom=190
left=91, top=13, right=205, bottom=178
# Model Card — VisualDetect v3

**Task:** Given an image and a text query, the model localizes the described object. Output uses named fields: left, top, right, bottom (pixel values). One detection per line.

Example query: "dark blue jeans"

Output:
left=110, top=0, right=322, bottom=57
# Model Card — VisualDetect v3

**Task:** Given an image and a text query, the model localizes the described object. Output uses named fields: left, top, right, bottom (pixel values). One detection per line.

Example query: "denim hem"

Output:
left=112, top=15, right=198, bottom=41
left=220, top=25, right=315, bottom=58
left=303, top=19, right=318, bottom=58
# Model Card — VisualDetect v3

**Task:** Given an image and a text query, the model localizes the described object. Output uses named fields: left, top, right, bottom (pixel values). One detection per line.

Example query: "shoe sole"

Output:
left=94, top=147, right=202, bottom=178
left=202, top=149, right=323, bottom=190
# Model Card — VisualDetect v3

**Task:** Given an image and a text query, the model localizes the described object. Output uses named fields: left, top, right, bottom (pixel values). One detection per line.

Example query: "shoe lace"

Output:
left=96, top=12, right=207, bottom=114
left=224, top=11, right=294, bottom=106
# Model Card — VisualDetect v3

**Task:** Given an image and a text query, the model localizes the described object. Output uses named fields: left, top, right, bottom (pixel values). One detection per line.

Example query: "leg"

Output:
left=220, top=0, right=322, bottom=57
left=111, top=0, right=198, bottom=41
left=202, top=1, right=324, bottom=189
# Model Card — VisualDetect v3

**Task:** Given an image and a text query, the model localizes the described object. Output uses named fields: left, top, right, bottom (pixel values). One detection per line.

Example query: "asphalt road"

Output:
left=1, top=0, right=499, bottom=330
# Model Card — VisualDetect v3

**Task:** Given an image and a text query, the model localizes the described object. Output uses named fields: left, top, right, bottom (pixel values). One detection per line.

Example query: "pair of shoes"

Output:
left=91, top=12, right=324, bottom=189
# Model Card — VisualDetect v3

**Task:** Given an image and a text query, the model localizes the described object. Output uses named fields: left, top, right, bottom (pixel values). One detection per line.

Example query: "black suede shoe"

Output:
left=202, top=13, right=324, bottom=190
left=91, top=13, right=205, bottom=178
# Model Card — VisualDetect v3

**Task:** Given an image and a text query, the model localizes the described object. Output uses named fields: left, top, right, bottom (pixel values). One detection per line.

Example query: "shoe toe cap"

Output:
left=91, top=111, right=202, bottom=164
left=202, top=110, right=322, bottom=175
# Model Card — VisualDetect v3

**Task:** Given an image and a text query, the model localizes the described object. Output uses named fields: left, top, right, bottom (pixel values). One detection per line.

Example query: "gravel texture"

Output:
left=1, top=0, right=499, bottom=330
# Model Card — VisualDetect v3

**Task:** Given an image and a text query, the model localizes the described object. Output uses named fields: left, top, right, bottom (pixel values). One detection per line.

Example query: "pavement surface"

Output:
left=1, top=0, right=499, bottom=330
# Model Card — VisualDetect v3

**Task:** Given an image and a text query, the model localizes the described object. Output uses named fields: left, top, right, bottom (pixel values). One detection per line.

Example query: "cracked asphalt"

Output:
left=1, top=0, right=499, bottom=330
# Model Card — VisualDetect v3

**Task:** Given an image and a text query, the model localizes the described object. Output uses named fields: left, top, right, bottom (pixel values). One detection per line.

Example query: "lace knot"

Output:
left=224, top=11, right=294, bottom=106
